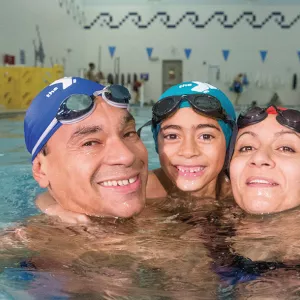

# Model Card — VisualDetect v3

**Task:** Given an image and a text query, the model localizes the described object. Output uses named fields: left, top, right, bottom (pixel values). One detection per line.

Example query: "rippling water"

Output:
left=1, top=109, right=300, bottom=299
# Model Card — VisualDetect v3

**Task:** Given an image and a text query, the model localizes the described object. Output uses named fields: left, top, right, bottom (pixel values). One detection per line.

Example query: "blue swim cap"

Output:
left=24, top=77, right=104, bottom=161
left=152, top=81, right=236, bottom=153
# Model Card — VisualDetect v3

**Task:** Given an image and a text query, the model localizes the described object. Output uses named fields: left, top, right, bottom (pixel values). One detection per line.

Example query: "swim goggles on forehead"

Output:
left=56, top=84, right=130, bottom=124
left=31, top=84, right=131, bottom=157
left=152, top=94, right=231, bottom=124
left=237, top=105, right=300, bottom=133
left=137, top=94, right=234, bottom=136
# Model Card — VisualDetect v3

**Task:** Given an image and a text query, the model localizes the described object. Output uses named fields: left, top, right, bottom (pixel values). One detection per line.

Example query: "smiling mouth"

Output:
left=99, top=176, right=138, bottom=187
left=175, top=165, right=206, bottom=177
left=246, top=179, right=279, bottom=187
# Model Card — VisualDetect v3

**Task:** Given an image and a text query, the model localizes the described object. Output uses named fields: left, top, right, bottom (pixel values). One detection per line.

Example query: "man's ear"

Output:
left=32, top=155, right=49, bottom=188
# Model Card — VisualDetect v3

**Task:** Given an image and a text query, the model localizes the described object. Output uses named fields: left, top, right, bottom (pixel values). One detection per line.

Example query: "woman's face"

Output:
left=157, top=107, right=226, bottom=195
left=230, top=114, right=300, bottom=214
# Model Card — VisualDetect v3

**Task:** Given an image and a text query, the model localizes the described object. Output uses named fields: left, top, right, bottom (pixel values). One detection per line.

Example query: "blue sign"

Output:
left=146, top=47, right=153, bottom=59
left=298, top=51, right=300, bottom=61
left=222, top=49, right=230, bottom=61
left=260, top=50, right=268, bottom=62
left=108, top=46, right=116, bottom=58
left=184, top=48, right=192, bottom=59
left=140, top=73, right=149, bottom=81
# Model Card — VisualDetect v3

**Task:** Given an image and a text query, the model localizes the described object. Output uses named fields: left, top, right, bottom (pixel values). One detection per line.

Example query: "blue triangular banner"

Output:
left=108, top=46, right=116, bottom=58
left=260, top=50, right=267, bottom=62
left=146, top=47, right=153, bottom=59
left=297, top=51, right=300, bottom=61
left=222, top=49, right=230, bottom=61
left=184, top=48, right=192, bottom=59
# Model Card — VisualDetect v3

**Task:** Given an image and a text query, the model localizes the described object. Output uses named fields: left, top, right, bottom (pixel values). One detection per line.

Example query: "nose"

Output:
left=104, top=137, right=136, bottom=167
left=248, top=148, right=276, bottom=169
left=177, top=136, right=200, bottom=159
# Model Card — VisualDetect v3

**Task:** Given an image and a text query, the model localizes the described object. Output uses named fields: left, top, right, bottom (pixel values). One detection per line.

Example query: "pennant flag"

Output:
left=108, top=46, right=116, bottom=58
left=222, top=49, right=230, bottom=61
left=260, top=50, right=267, bottom=62
left=184, top=48, right=192, bottom=59
left=297, top=51, right=300, bottom=61
left=146, top=47, right=153, bottom=59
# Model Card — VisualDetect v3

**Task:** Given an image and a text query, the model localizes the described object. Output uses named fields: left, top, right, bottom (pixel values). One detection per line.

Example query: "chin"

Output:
left=242, top=199, right=278, bottom=215
left=176, top=181, right=203, bottom=192
left=115, top=205, right=144, bottom=218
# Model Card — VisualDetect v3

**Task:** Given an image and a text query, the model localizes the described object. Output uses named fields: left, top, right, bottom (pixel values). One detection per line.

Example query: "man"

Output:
left=24, top=77, right=148, bottom=218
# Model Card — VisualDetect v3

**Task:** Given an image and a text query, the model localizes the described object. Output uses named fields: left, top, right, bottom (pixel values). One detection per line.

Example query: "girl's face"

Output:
left=157, top=107, right=226, bottom=196
left=230, top=114, right=300, bottom=214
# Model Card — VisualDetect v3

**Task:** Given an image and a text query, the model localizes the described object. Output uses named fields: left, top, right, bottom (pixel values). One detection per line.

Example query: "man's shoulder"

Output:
left=147, top=169, right=168, bottom=199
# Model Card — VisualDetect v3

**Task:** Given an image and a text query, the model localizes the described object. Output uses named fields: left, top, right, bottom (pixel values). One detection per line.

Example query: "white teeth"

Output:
left=100, top=176, right=137, bottom=187
left=177, top=167, right=204, bottom=173
left=249, top=179, right=277, bottom=185
left=250, top=179, right=270, bottom=184
left=129, top=178, right=135, bottom=184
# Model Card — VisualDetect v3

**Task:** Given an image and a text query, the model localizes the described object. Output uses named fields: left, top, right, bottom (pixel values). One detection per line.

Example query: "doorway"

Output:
left=162, top=60, right=182, bottom=93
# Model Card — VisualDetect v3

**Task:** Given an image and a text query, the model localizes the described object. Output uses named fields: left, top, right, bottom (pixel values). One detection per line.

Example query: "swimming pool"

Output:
left=1, top=107, right=300, bottom=299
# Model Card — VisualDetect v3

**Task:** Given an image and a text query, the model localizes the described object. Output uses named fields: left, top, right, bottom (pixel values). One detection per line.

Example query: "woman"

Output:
left=228, top=105, right=300, bottom=272
left=36, top=81, right=237, bottom=222
left=230, top=105, right=300, bottom=214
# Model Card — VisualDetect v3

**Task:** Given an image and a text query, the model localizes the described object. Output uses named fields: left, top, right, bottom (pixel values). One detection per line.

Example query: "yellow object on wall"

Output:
left=0, top=65, right=64, bottom=110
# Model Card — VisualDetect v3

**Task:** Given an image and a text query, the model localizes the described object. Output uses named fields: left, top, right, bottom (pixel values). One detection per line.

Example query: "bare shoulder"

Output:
left=146, top=169, right=168, bottom=199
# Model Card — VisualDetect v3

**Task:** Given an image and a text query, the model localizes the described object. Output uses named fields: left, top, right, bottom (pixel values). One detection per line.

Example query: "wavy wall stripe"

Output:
left=83, top=11, right=300, bottom=29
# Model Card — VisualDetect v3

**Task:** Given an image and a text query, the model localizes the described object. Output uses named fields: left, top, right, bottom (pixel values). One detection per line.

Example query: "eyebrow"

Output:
left=120, top=113, right=135, bottom=127
left=161, top=123, right=221, bottom=132
left=237, top=130, right=300, bottom=142
left=274, top=130, right=300, bottom=139
left=69, top=125, right=103, bottom=143
left=237, top=131, right=257, bottom=141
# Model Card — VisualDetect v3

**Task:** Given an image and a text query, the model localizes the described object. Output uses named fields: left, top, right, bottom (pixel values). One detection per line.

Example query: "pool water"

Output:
left=1, top=108, right=300, bottom=299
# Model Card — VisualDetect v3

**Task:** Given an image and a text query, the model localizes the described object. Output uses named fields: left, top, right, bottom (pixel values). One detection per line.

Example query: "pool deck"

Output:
left=0, top=108, right=26, bottom=118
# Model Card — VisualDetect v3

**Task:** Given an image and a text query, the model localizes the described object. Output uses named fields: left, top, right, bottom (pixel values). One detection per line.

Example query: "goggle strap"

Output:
left=224, top=122, right=238, bottom=172
left=137, top=120, right=152, bottom=137
left=32, top=117, right=58, bottom=157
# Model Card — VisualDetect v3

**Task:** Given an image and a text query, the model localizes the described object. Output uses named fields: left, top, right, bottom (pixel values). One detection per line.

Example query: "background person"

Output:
left=85, top=62, right=97, bottom=82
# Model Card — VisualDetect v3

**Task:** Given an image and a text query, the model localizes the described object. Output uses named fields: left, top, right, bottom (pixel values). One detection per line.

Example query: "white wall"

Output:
left=83, top=3, right=300, bottom=106
left=1, top=1, right=299, bottom=106
left=0, top=0, right=86, bottom=76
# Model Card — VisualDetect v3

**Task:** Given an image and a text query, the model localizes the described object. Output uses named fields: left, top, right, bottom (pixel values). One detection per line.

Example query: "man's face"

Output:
left=157, top=107, right=226, bottom=196
left=35, top=98, right=148, bottom=218
left=230, top=114, right=300, bottom=214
